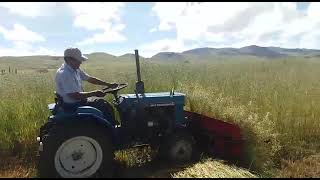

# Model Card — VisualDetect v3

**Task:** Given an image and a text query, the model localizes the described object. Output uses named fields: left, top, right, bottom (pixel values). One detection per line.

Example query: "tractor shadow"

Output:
left=113, top=157, right=195, bottom=178
left=112, top=146, right=247, bottom=178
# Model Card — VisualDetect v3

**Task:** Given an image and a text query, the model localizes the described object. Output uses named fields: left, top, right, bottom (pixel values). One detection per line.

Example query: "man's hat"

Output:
left=64, top=48, right=88, bottom=62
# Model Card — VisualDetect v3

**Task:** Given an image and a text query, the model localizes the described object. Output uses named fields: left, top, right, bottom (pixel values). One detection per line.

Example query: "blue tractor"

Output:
left=37, top=50, right=245, bottom=178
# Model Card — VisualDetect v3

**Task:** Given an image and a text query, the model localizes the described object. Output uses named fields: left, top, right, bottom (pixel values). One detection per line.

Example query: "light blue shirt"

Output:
left=55, top=63, right=90, bottom=103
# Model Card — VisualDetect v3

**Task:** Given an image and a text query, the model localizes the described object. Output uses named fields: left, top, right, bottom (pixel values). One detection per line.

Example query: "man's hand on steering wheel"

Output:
left=93, top=90, right=106, bottom=97
left=102, top=82, right=128, bottom=94
left=107, top=83, right=118, bottom=89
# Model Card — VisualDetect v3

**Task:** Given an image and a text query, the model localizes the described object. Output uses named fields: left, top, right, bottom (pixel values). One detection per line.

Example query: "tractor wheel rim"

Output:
left=54, top=136, right=103, bottom=178
left=171, top=140, right=192, bottom=161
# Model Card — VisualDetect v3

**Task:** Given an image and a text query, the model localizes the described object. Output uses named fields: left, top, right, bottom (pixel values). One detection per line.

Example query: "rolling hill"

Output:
left=150, top=45, right=320, bottom=61
left=1, top=45, right=320, bottom=62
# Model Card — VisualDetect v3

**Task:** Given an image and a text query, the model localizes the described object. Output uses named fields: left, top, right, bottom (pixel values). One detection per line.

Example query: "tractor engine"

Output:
left=138, top=105, right=175, bottom=140
left=116, top=99, right=177, bottom=145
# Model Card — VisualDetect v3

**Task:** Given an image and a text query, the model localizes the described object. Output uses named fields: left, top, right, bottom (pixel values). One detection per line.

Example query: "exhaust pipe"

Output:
left=134, top=49, right=145, bottom=94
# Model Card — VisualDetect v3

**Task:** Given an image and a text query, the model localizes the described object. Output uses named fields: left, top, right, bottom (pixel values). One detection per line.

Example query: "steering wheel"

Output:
left=102, top=83, right=128, bottom=103
left=102, top=83, right=128, bottom=94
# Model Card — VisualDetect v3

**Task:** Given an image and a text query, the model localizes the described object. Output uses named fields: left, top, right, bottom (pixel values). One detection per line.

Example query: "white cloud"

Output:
left=308, top=2, right=320, bottom=18
left=149, top=27, right=157, bottom=33
left=152, top=2, right=253, bottom=35
left=0, top=2, right=60, bottom=17
left=151, top=2, right=186, bottom=31
left=139, top=38, right=198, bottom=58
left=139, top=39, right=178, bottom=58
left=0, top=24, right=56, bottom=56
left=68, top=2, right=124, bottom=30
left=67, top=2, right=127, bottom=45
left=76, top=25, right=126, bottom=46
left=300, top=31, right=320, bottom=49
left=298, top=3, right=320, bottom=49
left=148, top=2, right=320, bottom=55
left=0, top=42, right=59, bottom=56
left=0, top=24, right=45, bottom=43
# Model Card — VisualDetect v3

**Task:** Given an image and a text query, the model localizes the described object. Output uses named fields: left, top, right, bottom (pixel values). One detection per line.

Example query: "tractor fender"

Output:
left=49, top=113, right=119, bottom=145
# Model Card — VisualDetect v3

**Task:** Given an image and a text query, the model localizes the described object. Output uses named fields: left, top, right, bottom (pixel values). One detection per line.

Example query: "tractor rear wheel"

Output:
left=37, top=122, right=115, bottom=178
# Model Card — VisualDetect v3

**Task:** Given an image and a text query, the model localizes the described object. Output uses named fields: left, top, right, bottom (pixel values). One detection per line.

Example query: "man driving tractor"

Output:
left=55, top=47, right=118, bottom=125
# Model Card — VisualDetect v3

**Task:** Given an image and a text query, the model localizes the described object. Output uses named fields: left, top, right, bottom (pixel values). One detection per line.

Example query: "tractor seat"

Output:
left=53, top=92, right=102, bottom=114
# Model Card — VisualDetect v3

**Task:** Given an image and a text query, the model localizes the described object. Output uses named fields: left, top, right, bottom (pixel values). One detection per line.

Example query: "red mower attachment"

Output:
left=185, top=111, right=245, bottom=161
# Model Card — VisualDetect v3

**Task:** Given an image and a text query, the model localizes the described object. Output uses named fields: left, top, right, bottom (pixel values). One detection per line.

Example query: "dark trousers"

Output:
left=84, top=98, right=116, bottom=125
left=63, top=98, right=117, bottom=126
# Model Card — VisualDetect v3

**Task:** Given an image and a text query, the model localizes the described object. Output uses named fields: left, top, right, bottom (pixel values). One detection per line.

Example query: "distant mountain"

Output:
left=238, top=45, right=285, bottom=58
left=118, top=53, right=145, bottom=60
left=86, top=52, right=116, bottom=59
left=183, top=48, right=217, bottom=57
left=182, top=47, right=241, bottom=57
left=0, top=55, right=63, bottom=61
left=151, top=52, right=186, bottom=61
left=119, top=53, right=135, bottom=58
left=149, top=45, right=320, bottom=61
left=1, top=45, right=320, bottom=61
left=267, top=46, right=320, bottom=56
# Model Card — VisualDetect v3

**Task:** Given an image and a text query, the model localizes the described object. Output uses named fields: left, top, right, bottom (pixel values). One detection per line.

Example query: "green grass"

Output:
left=0, top=56, right=320, bottom=177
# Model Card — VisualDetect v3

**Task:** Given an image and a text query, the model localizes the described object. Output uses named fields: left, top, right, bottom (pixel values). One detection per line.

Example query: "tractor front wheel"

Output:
left=159, top=132, right=197, bottom=164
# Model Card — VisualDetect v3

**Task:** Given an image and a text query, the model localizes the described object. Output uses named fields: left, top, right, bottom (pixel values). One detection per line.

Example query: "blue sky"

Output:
left=0, top=2, right=319, bottom=57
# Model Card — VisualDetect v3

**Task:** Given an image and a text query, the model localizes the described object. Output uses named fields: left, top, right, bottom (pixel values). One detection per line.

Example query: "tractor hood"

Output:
left=120, top=92, right=185, bottom=107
